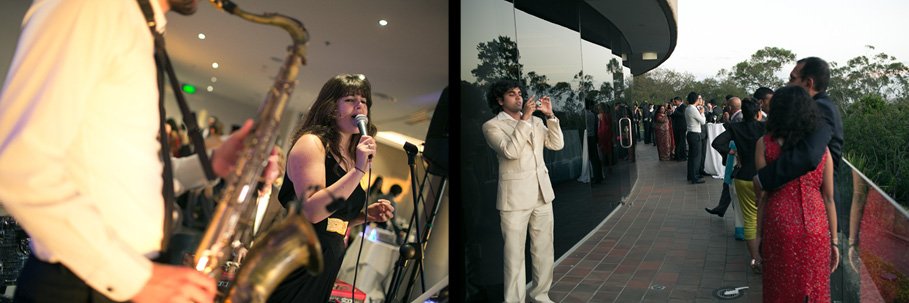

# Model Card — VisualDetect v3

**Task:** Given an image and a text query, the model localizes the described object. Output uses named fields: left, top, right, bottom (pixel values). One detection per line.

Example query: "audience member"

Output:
left=755, top=85, right=838, bottom=301
left=597, top=103, right=615, bottom=168
left=653, top=105, right=672, bottom=161
left=711, top=98, right=767, bottom=272
left=684, top=92, right=706, bottom=184
left=669, top=96, right=687, bottom=161
left=753, top=87, right=773, bottom=121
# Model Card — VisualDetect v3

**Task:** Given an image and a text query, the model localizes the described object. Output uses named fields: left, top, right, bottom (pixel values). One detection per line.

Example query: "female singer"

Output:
left=269, top=74, right=395, bottom=302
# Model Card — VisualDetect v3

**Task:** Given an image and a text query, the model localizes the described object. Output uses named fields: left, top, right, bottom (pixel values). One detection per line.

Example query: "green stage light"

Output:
left=181, top=83, right=197, bottom=94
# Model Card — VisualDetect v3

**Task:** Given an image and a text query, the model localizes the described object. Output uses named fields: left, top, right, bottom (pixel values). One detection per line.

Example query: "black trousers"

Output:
left=713, top=183, right=732, bottom=214
left=686, top=132, right=703, bottom=181
left=587, top=135, right=603, bottom=181
left=674, top=127, right=687, bottom=159
left=643, top=121, right=653, bottom=144
left=699, top=132, right=707, bottom=174
left=14, top=255, right=120, bottom=303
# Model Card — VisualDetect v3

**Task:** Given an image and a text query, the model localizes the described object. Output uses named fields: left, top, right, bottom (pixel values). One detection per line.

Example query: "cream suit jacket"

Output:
left=483, top=112, right=565, bottom=211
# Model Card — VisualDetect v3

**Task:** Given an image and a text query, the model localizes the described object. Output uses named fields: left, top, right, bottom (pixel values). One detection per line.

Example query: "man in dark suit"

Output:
left=669, top=96, right=688, bottom=161
left=753, top=57, right=844, bottom=193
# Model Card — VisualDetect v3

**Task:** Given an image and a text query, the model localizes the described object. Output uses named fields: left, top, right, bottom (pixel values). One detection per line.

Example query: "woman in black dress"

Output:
left=269, top=74, right=395, bottom=302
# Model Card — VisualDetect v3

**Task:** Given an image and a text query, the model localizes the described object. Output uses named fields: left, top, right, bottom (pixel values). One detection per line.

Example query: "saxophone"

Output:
left=193, top=1, right=322, bottom=302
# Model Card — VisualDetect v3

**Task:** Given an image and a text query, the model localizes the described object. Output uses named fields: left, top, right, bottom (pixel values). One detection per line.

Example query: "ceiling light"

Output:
left=642, top=52, right=658, bottom=60
left=206, top=85, right=214, bottom=92
left=198, top=33, right=206, bottom=40
left=211, top=77, right=217, bottom=83
left=211, top=62, right=219, bottom=69
left=378, top=19, right=388, bottom=26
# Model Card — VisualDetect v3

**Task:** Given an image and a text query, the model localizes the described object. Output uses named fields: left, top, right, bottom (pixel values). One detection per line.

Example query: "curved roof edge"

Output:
left=511, top=0, right=678, bottom=76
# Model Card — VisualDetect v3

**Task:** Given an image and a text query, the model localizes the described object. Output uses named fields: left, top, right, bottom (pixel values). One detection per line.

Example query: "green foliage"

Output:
left=829, top=45, right=909, bottom=109
left=843, top=95, right=909, bottom=205
left=625, top=68, right=696, bottom=103
left=723, top=46, right=796, bottom=93
left=471, top=36, right=523, bottom=86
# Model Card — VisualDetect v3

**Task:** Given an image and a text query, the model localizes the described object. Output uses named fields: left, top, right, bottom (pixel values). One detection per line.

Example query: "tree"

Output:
left=597, top=82, right=614, bottom=103
left=625, top=68, right=696, bottom=104
left=688, top=76, right=746, bottom=104
left=725, top=47, right=795, bottom=93
left=471, top=36, right=523, bottom=86
left=570, top=71, right=593, bottom=113
left=549, top=81, right=574, bottom=112
left=607, top=58, right=625, bottom=99
left=829, top=45, right=909, bottom=108
left=525, top=71, right=551, bottom=98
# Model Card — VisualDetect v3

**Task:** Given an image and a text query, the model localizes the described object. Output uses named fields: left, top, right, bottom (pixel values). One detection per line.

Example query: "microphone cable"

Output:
left=351, top=164, right=372, bottom=302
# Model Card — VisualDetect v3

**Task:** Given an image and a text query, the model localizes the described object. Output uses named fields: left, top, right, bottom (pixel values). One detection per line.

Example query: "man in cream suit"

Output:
left=482, top=79, right=564, bottom=303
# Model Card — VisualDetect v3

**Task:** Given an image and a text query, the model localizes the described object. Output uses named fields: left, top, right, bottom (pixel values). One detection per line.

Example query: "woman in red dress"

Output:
left=653, top=104, right=672, bottom=160
left=755, top=86, right=838, bottom=302
left=596, top=103, right=614, bottom=166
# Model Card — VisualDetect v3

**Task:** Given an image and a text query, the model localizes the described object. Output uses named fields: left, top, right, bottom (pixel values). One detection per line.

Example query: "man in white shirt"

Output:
left=482, top=79, right=564, bottom=303
left=684, top=92, right=707, bottom=184
left=0, top=1, right=278, bottom=302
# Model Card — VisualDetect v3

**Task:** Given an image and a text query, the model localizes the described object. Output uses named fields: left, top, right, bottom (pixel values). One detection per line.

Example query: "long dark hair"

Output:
left=291, top=74, right=377, bottom=164
left=766, top=86, right=818, bottom=150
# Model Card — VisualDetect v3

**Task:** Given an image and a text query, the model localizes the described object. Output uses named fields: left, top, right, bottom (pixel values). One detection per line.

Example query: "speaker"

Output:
left=423, top=87, right=448, bottom=177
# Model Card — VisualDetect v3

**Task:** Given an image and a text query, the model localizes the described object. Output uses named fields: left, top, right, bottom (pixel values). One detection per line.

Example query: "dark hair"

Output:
left=369, top=176, right=384, bottom=194
left=486, top=79, right=522, bottom=114
left=389, top=184, right=403, bottom=196
left=596, top=102, right=609, bottom=114
left=672, top=96, right=682, bottom=102
left=766, top=86, right=819, bottom=150
left=725, top=94, right=734, bottom=101
left=208, top=117, right=224, bottom=136
left=709, top=98, right=717, bottom=105
left=686, top=92, right=699, bottom=104
left=753, top=87, right=773, bottom=100
left=165, top=118, right=179, bottom=132
left=740, top=98, right=760, bottom=122
left=797, top=57, right=830, bottom=93
left=291, top=74, right=376, bottom=166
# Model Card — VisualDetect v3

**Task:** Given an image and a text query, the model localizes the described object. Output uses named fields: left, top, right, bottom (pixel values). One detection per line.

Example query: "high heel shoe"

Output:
left=750, top=259, right=763, bottom=274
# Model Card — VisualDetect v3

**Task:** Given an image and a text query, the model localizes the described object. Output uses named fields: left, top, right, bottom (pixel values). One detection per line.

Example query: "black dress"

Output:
left=267, top=154, right=366, bottom=303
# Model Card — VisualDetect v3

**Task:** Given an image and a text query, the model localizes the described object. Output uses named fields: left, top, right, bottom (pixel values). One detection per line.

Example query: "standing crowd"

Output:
left=580, top=57, right=843, bottom=301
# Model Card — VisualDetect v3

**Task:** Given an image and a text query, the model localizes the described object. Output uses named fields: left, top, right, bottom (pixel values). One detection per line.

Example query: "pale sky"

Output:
left=462, top=0, right=909, bottom=83
left=662, top=0, right=909, bottom=79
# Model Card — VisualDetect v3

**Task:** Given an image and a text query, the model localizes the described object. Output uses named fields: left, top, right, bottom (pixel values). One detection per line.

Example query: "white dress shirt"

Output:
left=0, top=0, right=203, bottom=300
left=685, top=104, right=706, bottom=133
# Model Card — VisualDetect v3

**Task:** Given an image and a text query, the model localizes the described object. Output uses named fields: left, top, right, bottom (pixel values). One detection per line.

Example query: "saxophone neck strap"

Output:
left=137, top=0, right=216, bottom=252
left=137, top=0, right=216, bottom=182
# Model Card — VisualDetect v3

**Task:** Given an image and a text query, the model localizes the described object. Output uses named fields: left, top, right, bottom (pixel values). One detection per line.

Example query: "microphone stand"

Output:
left=385, top=143, right=425, bottom=302
left=402, top=170, right=446, bottom=301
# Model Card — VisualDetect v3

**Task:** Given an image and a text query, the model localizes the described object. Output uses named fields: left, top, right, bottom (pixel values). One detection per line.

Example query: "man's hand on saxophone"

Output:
left=211, top=119, right=281, bottom=182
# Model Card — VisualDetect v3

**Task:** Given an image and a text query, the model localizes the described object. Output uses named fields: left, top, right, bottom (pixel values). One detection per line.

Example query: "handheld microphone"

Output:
left=354, top=114, right=372, bottom=159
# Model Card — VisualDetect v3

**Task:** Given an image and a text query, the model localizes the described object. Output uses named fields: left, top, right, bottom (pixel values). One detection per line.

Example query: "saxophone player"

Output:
left=0, top=0, right=281, bottom=302
left=270, top=74, right=395, bottom=303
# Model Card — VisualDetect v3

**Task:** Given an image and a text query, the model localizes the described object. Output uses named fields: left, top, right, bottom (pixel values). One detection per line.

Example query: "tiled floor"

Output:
left=550, top=143, right=763, bottom=302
